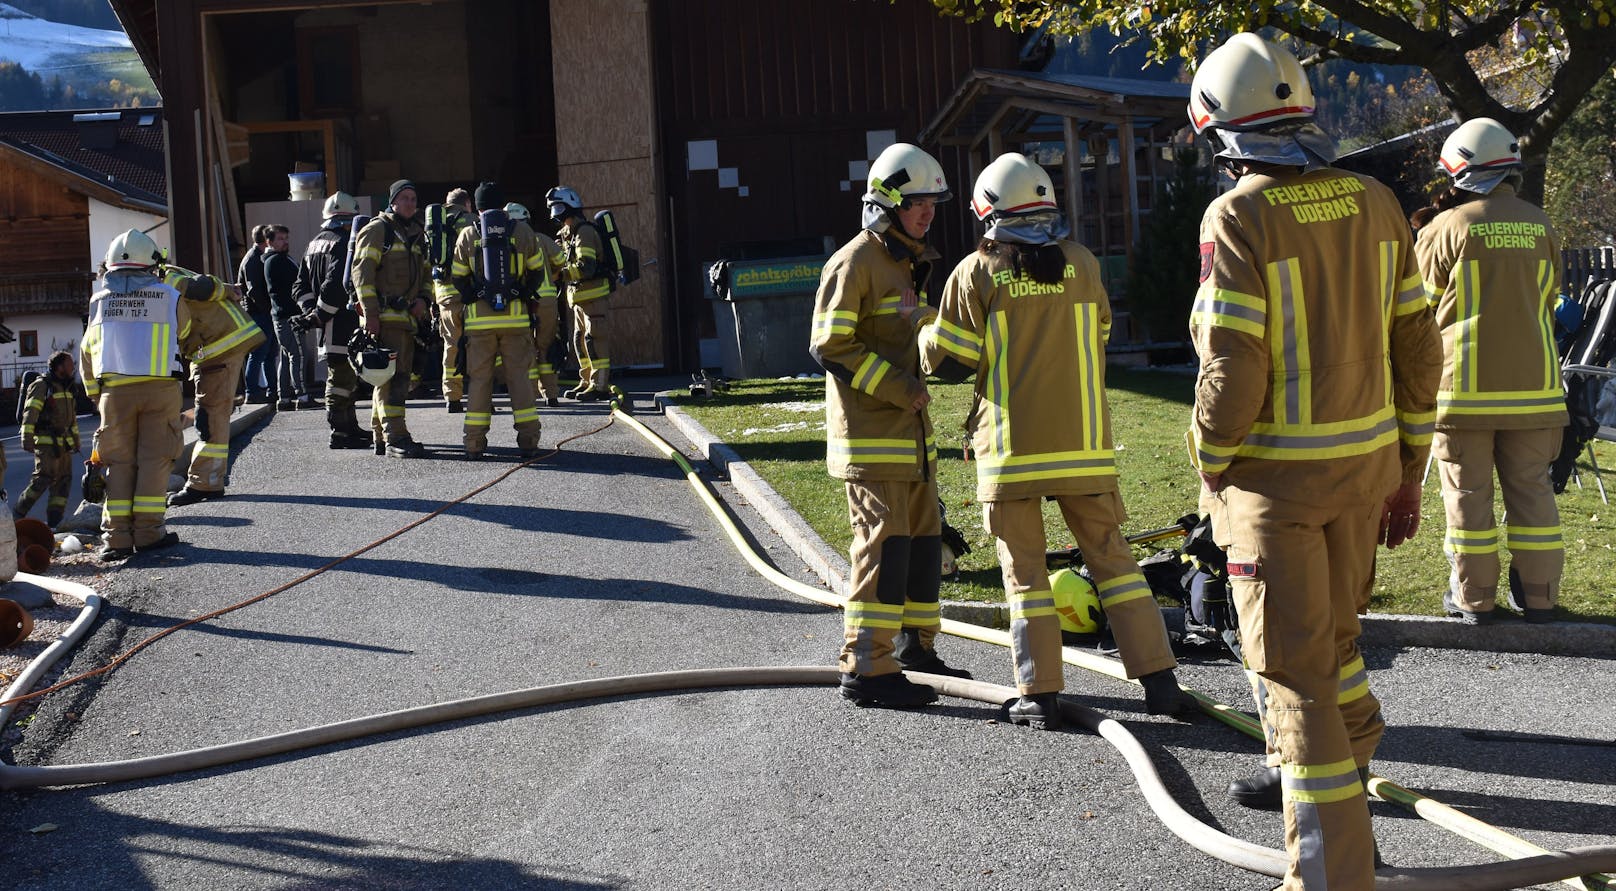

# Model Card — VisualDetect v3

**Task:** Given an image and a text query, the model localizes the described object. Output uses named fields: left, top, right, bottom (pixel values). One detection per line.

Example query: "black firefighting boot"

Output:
left=839, top=672, right=938, bottom=708
left=1227, top=766, right=1282, bottom=809
left=1141, top=668, right=1198, bottom=720
left=45, top=507, right=64, bottom=529
left=893, top=628, right=972, bottom=679
left=1006, top=693, right=1063, bottom=731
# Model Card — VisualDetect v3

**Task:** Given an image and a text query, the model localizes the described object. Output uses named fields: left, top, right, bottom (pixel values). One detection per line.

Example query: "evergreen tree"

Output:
left=1124, top=148, right=1216, bottom=345
left=0, top=62, right=47, bottom=111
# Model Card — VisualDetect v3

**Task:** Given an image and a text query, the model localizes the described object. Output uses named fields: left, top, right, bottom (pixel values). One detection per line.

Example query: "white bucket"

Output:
left=289, top=171, right=324, bottom=201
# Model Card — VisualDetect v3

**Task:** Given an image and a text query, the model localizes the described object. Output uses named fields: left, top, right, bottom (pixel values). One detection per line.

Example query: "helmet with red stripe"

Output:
left=970, top=152, right=1057, bottom=223
left=1188, top=33, right=1315, bottom=136
left=1439, top=117, right=1521, bottom=179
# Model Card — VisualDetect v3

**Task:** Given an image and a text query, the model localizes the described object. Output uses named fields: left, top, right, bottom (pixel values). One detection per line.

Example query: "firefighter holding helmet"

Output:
left=1417, top=118, right=1567, bottom=625
left=80, top=229, right=193, bottom=561
left=810, top=142, right=972, bottom=709
left=1186, top=34, right=1441, bottom=889
left=351, top=179, right=431, bottom=458
left=919, top=152, right=1196, bottom=729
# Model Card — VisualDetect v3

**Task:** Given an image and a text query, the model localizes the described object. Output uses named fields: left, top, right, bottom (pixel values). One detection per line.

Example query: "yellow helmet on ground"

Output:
left=1049, top=568, right=1103, bottom=634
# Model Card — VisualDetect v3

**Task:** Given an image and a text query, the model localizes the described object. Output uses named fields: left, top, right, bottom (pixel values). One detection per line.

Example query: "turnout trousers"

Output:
left=463, top=329, right=541, bottom=453
left=1434, top=427, right=1564, bottom=612
left=1217, top=485, right=1383, bottom=891
left=528, top=295, right=561, bottom=401
left=570, top=299, right=610, bottom=391
left=983, top=492, right=1176, bottom=695
left=17, top=447, right=74, bottom=527
left=437, top=298, right=464, bottom=402
left=325, top=353, right=362, bottom=435
left=368, top=324, right=417, bottom=446
left=185, top=353, right=244, bottom=494
left=838, top=477, right=942, bottom=676
left=95, top=379, right=182, bottom=550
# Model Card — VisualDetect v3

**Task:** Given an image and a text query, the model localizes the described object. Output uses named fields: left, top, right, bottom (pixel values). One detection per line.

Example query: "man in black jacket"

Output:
left=294, top=193, right=370, bottom=448
left=237, top=224, right=277, bottom=403
left=264, top=224, right=313, bottom=411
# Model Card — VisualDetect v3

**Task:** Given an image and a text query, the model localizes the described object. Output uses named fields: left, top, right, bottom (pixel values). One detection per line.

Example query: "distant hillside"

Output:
left=2, top=0, right=117, bottom=30
left=0, top=3, right=155, bottom=110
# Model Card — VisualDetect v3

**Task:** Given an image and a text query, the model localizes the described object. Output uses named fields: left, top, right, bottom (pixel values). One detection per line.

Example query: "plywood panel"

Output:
left=550, top=0, right=653, bottom=166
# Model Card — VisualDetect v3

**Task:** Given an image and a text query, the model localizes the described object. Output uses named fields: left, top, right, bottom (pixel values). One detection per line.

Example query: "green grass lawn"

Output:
left=671, top=369, right=1616, bottom=624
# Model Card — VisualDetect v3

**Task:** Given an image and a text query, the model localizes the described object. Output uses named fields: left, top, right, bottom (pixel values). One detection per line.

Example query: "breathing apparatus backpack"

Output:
left=425, top=203, right=452, bottom=280
left=342, top=213, right=374, bottom=301
left=14, top=369, right=42, bottom=427
left=472, top=208, right=516, bottom=312
left=590, top=209, right=639, bottom=287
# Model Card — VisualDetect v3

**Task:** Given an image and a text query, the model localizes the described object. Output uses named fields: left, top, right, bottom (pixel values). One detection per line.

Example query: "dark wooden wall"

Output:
left=654, top=0, right=1021, bottom=368
left=0, top=156, right=93, bottom=314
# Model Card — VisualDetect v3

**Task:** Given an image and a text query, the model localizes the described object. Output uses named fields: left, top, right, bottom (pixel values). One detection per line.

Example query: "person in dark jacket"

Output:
left=238, top=224, right=277, bottom=403
left=295, top=192, right=370, bottom=448
left=264, top=224, right=313, bottom=411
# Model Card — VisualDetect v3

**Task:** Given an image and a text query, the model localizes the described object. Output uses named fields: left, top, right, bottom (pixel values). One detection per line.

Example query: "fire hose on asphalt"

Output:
left=0, top=395, right=1611, bottom=890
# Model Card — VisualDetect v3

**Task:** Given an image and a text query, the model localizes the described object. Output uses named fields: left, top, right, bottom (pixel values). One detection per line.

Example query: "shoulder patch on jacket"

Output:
left=1199, top=242, right=1215, bottom=283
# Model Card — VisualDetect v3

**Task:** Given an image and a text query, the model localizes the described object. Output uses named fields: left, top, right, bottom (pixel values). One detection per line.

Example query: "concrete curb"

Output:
left=655, top=393, right=1616, bottom=658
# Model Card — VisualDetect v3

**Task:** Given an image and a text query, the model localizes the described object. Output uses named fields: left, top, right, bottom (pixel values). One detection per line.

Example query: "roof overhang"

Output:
left=922, top=68, right=1192, bottom=149
left=0, top=141, right=168, bottom=216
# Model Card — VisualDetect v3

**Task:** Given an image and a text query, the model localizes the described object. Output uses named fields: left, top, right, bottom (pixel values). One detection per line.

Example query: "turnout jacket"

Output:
left=920, top=241, right=1117, bottom=502
left=167, top=271, right=266, bottom=365
left=351, top=212, right=430, bottom=330
left=558, top=218, right=611, bottom=304
left=810, top=227, right=939, bottom=482
left=1189, top=166, right=1443, bottom=503
left=20, top=374, right=79, bottom=453
left=449, top=218, right=546, bottom=332
left=1415, top=184, right=1567, bottom=431
left=81, top=271, right=192, bottom=400
left=297, top=222, right=360, bottom=355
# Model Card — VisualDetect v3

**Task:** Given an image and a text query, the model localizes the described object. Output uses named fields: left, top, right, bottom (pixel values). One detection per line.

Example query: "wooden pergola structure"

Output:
left=922, top=68, right=1192, bottom=271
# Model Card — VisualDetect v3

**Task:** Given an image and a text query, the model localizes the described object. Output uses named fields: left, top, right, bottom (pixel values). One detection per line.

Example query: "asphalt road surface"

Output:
left=2, top=387, right=1612, bottom=890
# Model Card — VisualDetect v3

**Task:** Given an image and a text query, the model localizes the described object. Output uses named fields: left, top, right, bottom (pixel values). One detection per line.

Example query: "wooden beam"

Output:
left=1120, top=116, right=1138, bottom=260
left=971, top=98, right=1016, bottom=151
left=1062, top=115, right=1082, bottom=246
left=157, top=0, right=205, bottom=268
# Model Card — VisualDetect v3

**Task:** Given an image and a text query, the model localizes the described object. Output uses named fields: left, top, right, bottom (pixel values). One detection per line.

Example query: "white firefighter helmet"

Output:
left=322, top=191, right=360, bottom=219
left=864, top=143, right=952, bottom=210
left=1440, top=117, right=1521, bottom=179
left=104, top=228, right=163, bottom=270
left=971, top=153, right=1057, bottom=222
left=504, top=202, right=531, bottom=222
left=1188, top=33, right=1315, bottom=136
left=545, top=186, right=582, bottom=221
left=348, top=330, right=397, bottom=389
left=1049, top=567, right=1103, bottom=635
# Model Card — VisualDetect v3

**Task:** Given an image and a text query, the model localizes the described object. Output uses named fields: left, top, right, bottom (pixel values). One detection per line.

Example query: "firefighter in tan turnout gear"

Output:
left=449, top=182, right=544, bottom=459
left=810, top=142, right=971, bottom=709
left=1185, top=34, right=1441, bottom=891
left=352, top=179, right=431, bottom=458
left=547, top=186, right=613, bottom=401
left=432, top=187, right=477, bottom=412
left=163, top=264, right=266, bottom=506
left=919, top=153, right=1195, bottom=729
left=508, top=202, right=566, bottom=406
left=81, top=229, right=194, bottom=562
left=14, top=351, right=81, bottom=529
left=1417, top=118, right=1568, bottom=625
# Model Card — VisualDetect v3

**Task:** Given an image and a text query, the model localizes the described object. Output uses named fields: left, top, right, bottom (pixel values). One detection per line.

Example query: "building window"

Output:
left=18, top=331, right=38, bottom=357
